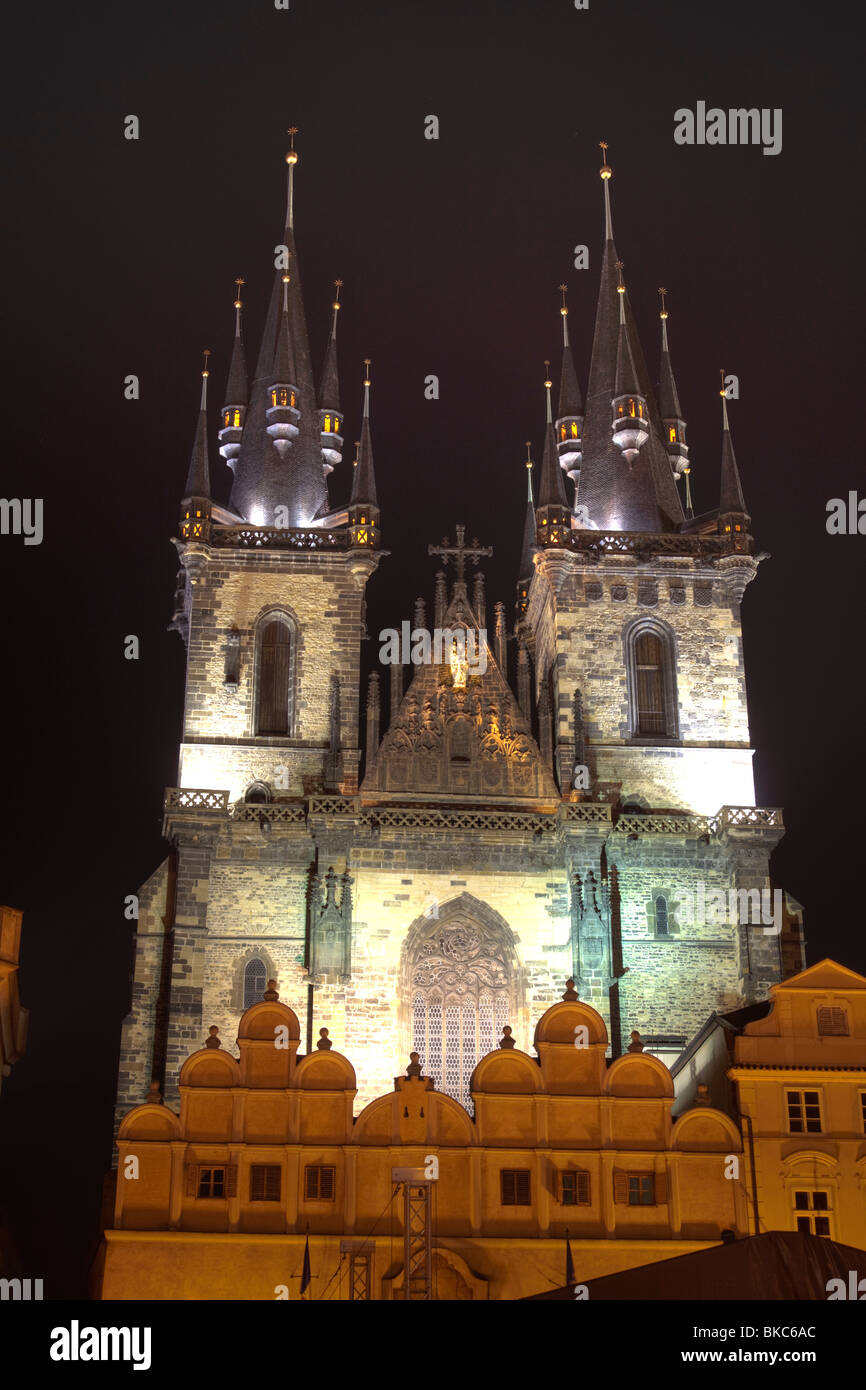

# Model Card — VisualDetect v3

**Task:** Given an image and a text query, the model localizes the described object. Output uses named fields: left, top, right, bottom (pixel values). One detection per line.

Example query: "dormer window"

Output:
left=232, top=408, right=240, bottom=427
left=560, top=425, right=567, bottom=441
left=668, top=425, right=677, bottom=443
left=628, top=399, right=635, bottom=417
left=571, top=421, right=578, bottom=438
left=271, top=388, right=294, bottom=408
left=324, top=414, right=331, bottom=432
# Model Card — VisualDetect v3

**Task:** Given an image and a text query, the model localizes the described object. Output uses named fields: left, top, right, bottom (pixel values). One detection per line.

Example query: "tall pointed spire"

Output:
left=718, top=372, right=749, bottom=540
left=318, top=279, right=344, bottom=474
left=536, top=364, right=571, bottom=548
left=180, top=352, right=212, bottom=541
left=573, top=143, right=684, bottom=533
left=656, top=287, right=690, bottom=483
left=611, top=260, right=649, bottom=466
left=219, top=280, right=248, bottom=474
left=184, top=351, right=211, bottom=498
left=229, top=131, right=328, bottom=527
left=516, top=443, right=536, bottom=618
left=555, top=284, right=584, bottom=492
left=348, top=359, right=380, bottom=548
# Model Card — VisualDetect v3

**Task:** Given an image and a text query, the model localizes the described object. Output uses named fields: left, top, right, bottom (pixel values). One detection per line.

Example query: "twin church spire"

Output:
left=527, top=142, right=749, bottom=553
left=180, top=131, right=377, bottom=541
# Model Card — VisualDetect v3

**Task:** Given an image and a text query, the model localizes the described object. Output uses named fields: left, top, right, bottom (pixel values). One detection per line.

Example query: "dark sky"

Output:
left=0, top=0, right=863, bottom=1296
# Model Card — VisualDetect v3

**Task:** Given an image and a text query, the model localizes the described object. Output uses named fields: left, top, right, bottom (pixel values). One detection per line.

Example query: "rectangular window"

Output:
left=787, top=1090, right=822, bottom=1134
left=628, top=1175, right=655, bottom=1206
left=197, top=1167, right=226, bottom=1199
left=561, top=1171, right=590, bottom=1206
left=817, top=1006, right=848, bottom=1036
left=501, top=1169, right=531, bottom=1206
left=250, top=1165, right=281, bottom=1202
left=793, top=1190, right=831, bottom=1237
left=304, top=1165, right=336, bottom=1201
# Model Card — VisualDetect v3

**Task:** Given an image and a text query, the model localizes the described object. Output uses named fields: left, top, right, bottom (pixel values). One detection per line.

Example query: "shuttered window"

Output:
left=304, top=1165, right=336, bottom=1200
left=501, top=1169, right=531, bottom=1206
left=635, top=632, right=666, bottom=736
left=817, top=1006, right=848, bottom=1036
left=614, top=1171, right=663, bottom=1205
left=257, top=619, right=291, bottom=734
left=250, top=1165, right=281, bottom=1202
left=187, top=1164, right=237, bottom=1198
left=561, top=1171, right=591, bottom=1206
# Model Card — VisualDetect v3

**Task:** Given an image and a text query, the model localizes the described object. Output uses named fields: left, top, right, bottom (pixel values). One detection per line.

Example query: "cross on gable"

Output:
left=428, top=524, right=493, bottom=586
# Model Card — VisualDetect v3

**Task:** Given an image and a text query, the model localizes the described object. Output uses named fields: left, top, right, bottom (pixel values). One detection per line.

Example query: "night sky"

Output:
left=1, top=0, right=863, bottom=1297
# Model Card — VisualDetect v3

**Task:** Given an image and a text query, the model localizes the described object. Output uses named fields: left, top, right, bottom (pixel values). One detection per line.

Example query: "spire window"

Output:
left=571, top=421, right=579, bottom=438
left=271, top=388, right=295, bottom=408
left=669, top=425, right=677, bottom=443
left=324, top=414, right=331, bottom=433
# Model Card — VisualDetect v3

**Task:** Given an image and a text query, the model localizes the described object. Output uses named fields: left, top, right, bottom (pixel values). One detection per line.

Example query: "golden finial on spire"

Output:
left=353, top=439, right=360, bottom=468
left=286, top=126, right=299, bottom=165
left=333, top=278, right=343, bottom=311
left=525, top=441, right=533, bottom=469
left=543, top=359, right=552, bottom=389
left=658, top=286, right=668, bottom=320
left=201, top=348, right=210, bottom=378
left=615, top=260, right=626, bottom=294
left=364, top=357, right=371, bottom=388
left=599, top=139, right=612, bottom=179
left=719, top=367, right=726, bottom=397
left=234, top=277, right=245, bottom=310
left=559, top=283, right=568, bottom=317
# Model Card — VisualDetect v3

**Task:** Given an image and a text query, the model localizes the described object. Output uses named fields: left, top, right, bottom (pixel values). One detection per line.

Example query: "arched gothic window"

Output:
left=627, top=622, right=678, bottom=740
left=655, top=895, right=669, bottom=936
left=408, top=917, right=514, bottom=1113
left=243, top=958, right=268, bottom=1009
left=255, top=614, right=295, bottom=736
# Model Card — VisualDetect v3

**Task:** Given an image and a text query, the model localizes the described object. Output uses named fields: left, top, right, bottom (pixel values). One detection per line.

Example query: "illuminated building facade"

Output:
left=114, top=138, right=805, bottom=1150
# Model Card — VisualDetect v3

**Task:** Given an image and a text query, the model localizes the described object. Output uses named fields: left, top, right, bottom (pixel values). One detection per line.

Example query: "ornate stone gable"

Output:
left=363, top=623, right=559, bottom=802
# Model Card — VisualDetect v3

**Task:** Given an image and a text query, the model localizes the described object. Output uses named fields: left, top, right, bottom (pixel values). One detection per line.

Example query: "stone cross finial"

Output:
left=317, top=1028, right=332, bottom=1050
left=428, top=525, right=493, bottom=586
left=500, top=1025, right=515, bottom=1049
left=205, top=1026, right=221, bottom=1049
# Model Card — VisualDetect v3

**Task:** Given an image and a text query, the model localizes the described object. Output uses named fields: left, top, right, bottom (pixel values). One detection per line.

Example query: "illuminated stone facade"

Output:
left=114, top=148, right=805, bottom=1147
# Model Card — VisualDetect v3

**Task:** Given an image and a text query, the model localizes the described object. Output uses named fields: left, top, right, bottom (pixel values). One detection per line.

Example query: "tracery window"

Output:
left=410, top=919, right=513, bottom=1112
left=243, top=957, right=268, bottom=1010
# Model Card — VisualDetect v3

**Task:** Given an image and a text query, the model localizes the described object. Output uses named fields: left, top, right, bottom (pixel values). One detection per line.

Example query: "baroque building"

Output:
left=114, top=138, right=804, bottom=1138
